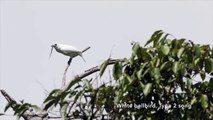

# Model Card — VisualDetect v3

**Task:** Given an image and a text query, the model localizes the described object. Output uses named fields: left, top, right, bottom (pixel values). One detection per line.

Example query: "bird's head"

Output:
left=51, top=44, right=58, bottom=48
left=49, top=44, right=58, bottom=59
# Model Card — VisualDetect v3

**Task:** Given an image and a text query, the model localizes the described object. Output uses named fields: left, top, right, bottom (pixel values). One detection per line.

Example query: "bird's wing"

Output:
left=57, top=44, right=82, bottom=57
left=59, top=44, right=81, bottom=52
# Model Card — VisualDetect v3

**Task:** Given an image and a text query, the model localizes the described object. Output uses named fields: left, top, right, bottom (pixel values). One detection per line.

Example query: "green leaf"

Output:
left=194, top=45, right=201, bottom=56
left=190, top=97, right=197, bottom=105
left=205, top=58, right=213, bottom=73
left=44, top=89, right=61, bottom=103
left=177, top=48, right=184, bottom=58
left=84, top=79, right=93, bottom=90
left=4, top=100, right=16, bottom=112
left=160, top=45, right=170, bottom=56
left=172, top=62, right=180, bottom=74
left=160, top=61, right=172, bottom=71
left=141, top=48, right=152, bottom=62
left=154, top=32, right=163, bottom=47
left=66, top=78, right=81, bottom=91
left=133, top=42, right=140, bottom=55
left=60, top=91, right=70, bottom=102
left=113, top=62, right=122, bottom=80
left=200, top=94, right=208, bottom=109
left=99, top=59, right=110, bottom=77
left=186, top=78, right=192, bottom=90
left=144, top=30, right=163, bottom=46
left=194, top=58, right=200, bottom=66
left=160, top=33, right=170, bottom=44
left=16, top=107, right=28, bottom=119
left=74, top=91, right=83, bottom=103
left=43, top=99, right=56, bottom=110
left=14, top=103, right=31, bottom=117
left=143, top=83, right=152, bottom=97
left=150, top=67, right=161, bottom=81
left=137, top=68, right=143, bottom=80
left=60, top=101, right=69, bottom=120
left=172, top=39, right=180, bottom=48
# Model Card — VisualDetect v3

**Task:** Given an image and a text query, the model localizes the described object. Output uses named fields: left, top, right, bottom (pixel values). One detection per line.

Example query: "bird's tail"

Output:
left=79, top=46, right=90, bottom=62
left=82, top=47, right=91, bottom=53
left=79, top=53, right=86, bottom=62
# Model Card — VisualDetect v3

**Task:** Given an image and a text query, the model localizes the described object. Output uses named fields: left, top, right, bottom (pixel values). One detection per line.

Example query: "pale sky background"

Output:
left=0, top=0, right=213, bottom=119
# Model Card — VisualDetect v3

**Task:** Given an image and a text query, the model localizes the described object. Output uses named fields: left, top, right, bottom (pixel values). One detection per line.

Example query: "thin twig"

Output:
left=62, top=47, right=91, bottom=87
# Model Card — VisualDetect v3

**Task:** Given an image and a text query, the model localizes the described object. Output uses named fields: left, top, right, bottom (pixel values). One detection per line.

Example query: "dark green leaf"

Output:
left=160, top=61, right=172, bottom=70
left=4, top=100, right=16, bottom=112
left=60, top=91, right=70, bottom=102
left=65, top=78, right=81, bottom=91
left=44, top=89, right=62, bottom=104
left=154, top=32, right=163, bottom=47
left=205, top=58, right=213, bottom=73
left=200, top=71, right=206, bottom=81
left=133, top=42, right=140, bottom=55
left=210, top=78, right=213, bottom=91
left=43, top=99, right=56, bottom=110
left=113, top=62, right=122, bottom=80
left=144, top=30, right=163, bottom=46
left=141, top=48, right=152, bottom=62
left=99, top=59, right=110, bottom=77
left=16, top=107, right=28, bottom=119
left=160, top=33, right=170, bottom=44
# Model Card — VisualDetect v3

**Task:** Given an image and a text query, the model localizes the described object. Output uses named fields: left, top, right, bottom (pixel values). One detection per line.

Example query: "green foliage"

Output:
left=5, top=30, right=213, bottom=119
left=99, top=59, right=110, bottom=77
left=4, top=100, right=41, bottom=119
left=113, top=62, right=123, bottom=80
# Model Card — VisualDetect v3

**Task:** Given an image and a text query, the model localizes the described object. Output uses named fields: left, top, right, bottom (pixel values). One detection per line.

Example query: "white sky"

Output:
left=0, top=0, right=213, bottom=119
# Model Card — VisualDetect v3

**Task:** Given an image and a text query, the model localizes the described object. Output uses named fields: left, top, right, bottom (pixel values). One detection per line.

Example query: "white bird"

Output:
left=49, top=43, right=90, bottom=87
left=50, top=44, right=87, bottom=63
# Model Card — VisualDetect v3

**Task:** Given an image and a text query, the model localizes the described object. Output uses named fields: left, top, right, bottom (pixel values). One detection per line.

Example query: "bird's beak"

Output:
left=49, top=45, right=54, bottom=59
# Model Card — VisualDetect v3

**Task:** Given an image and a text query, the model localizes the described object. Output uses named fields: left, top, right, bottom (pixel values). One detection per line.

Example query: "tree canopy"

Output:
left=1, top=30, right=213, bottom=120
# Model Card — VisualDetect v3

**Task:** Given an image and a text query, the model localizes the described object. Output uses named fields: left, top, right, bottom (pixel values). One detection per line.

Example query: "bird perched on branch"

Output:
left=49, top=43, right=90, bottom=87
left=50, top=44, right=90, bottom=64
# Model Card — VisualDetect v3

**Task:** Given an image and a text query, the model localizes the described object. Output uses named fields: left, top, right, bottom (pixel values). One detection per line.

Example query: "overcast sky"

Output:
left=0, top=0, right=213, bottom=119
